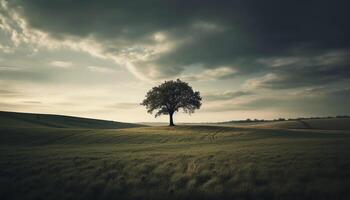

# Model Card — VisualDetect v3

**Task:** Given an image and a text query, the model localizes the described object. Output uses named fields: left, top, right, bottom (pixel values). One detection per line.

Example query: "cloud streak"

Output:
left=204, top=91, right=253, bottom=101
left=182, top=67, right=237, bottom=81
left=50, top=61, right=73, bottom=68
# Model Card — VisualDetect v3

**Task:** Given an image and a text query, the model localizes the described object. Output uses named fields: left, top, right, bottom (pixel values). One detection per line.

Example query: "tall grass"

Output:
left=0, top=126, right=349, bottom=200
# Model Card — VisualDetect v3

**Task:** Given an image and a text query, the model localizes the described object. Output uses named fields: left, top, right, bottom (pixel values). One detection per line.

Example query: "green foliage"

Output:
left=141, top=79, right=202, bottom=125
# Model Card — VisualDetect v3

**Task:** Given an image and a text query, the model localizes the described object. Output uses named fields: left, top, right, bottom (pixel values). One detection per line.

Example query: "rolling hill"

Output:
left=0, top=111, right=144, bottom=129
left=1, top=112, right=350, bottom=200
left=221, top=118, right=350, bottom=130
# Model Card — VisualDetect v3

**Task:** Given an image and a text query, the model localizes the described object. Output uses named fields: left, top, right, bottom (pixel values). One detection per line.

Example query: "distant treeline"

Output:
left=222, top=115, right=350, bottom=123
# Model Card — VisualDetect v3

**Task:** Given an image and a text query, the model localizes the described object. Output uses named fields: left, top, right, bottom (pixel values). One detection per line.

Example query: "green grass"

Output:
left=0, top=111, right=143, bottom=129
left=1, top=123, right=350, bottom=200
left=221, top=118, right=350, bottom=130
left=0, top=112, right=349, bottom=199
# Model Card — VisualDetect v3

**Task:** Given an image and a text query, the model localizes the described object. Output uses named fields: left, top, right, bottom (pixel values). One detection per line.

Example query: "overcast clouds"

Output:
left=0, top=0, right=349, bottom=122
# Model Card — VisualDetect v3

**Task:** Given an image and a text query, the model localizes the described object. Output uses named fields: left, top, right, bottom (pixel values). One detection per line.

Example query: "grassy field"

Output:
left=222, top=118, right=350, bottom=130
left=0, top=111, right=143, bottom=129
left=1, top=113, right=350, bottom=200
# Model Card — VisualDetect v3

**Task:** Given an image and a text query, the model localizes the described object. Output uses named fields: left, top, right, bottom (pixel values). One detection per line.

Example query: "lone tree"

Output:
left=141, top=79, right=202, bottom=126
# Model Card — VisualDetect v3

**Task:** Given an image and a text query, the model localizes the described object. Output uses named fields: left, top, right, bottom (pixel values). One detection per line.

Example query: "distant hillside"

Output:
left=222, top=118, right=350, bottom=130
left=0, top=111, right=144, bottom=129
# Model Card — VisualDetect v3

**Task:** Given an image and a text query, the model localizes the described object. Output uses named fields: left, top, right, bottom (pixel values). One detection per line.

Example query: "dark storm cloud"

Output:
left=248, top=51, right=350, bottom=89
left=248, top=64, right=350, bottom=89
left=330, top=88, right=350, bottom=97
left=205, top=90, right=350, bottom=115
left=4, top=0, right=350, bottom=84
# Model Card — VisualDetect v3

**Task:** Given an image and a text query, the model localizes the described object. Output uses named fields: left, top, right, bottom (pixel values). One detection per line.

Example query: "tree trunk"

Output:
left=169, top=112, right=175, bottom=126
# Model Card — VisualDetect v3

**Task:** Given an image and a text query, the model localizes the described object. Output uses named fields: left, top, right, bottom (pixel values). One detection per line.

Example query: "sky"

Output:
left=0, top=0, right=349, bottom=123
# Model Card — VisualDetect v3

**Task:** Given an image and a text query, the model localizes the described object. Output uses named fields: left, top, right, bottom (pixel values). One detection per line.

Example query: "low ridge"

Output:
left=0, top=111, right=144, bottom=129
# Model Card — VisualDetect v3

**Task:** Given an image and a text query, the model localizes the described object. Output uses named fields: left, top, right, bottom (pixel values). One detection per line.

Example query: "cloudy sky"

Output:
left=0, top=0, right=349, bottom=122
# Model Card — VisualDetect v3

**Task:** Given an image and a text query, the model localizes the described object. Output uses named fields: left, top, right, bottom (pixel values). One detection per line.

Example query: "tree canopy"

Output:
left=141, top=79, right=202, bottom=126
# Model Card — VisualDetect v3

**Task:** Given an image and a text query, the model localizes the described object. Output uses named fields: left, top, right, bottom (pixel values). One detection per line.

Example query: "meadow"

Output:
left=0, top=112, right=350, bottom=200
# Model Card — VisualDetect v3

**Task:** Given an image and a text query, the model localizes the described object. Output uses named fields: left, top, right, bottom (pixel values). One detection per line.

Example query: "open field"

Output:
left=221, top=118, right=350, bottom=130
left=1, top=112, right=350, bottom=200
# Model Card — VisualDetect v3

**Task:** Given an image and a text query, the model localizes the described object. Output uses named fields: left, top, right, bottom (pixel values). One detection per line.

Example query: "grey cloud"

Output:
left=247, top=67, right=349, bottom=89
left=204, top=91, right=253, bottom=101
left=87, top=66, right=115, bottom=73
left=330, top=88, right=350, bottom=97
left=50, top=61, right=73, bottom=68
left=247, top=51, right=350, bottom=89
left=205, top=91, right=350, bottom=115
left=0, top=89, right=22, bottom=97
left=258, top=51, right=350, bottom=68
left=0, top=65, right=23, bottom=71
left=0, top=62, right=125, bottom=86
left=2, top=0, right=350, bottom=82
left=0, top=64, right=53, bottom=82
left=181, top=67, right=237, bottom=82
left=205, top=98, right=296, bottom=112
left=291, top=86, right=350, bottom=98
